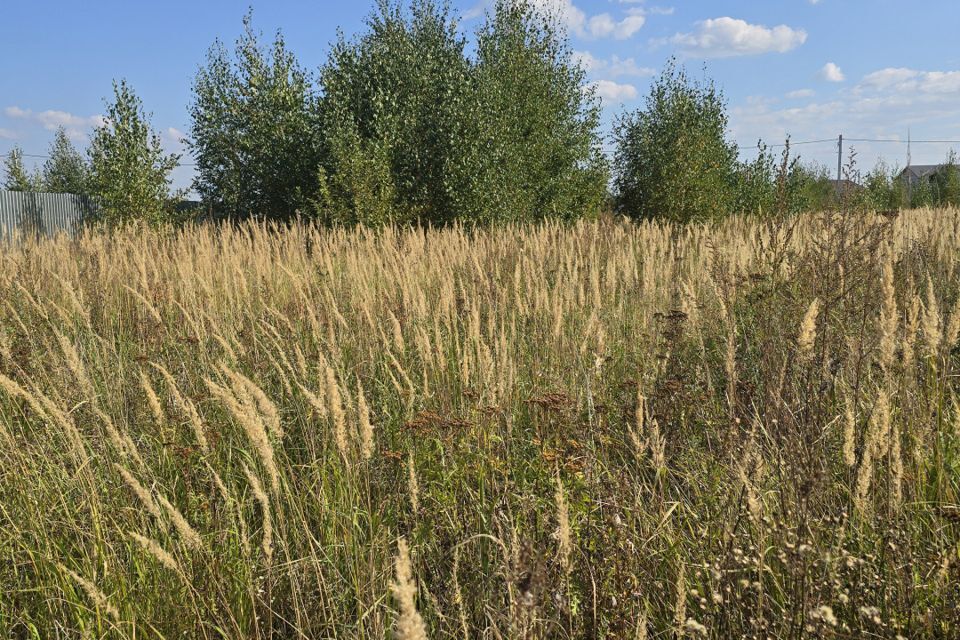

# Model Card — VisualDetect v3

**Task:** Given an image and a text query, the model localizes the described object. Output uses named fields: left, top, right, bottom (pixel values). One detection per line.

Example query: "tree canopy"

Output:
left=43, top=127, right=90, bottom=195
left=88, top=80, right=181, bottom=226
left=613, top=59, right=739, bottom=223
left=189, top=11, right=322, bottom=220
left=190, top=1, right=608, bottom=225
left=3, top=147, right=42, bottom=192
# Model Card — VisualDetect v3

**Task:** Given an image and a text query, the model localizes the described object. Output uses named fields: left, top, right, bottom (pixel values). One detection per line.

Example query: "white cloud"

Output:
left=574, top=50, right=603, bottom=72
left=593, top=79, right=638, bottom=102
left=730, top=65, right=960, bottom=171
left=858, top=67, right=960, bottom=94
left=615, top=0, right=673, bottom=11
left=587, top=11, right=645, bottom=39
left=666, top=17, right=807, bottom=58
left=164, top=127, right=186, bottom=144
left=820, top=62, right=845, bottom=82
left=4, top=106, right=104, bottom=141
left=468, top=0, right=655, bottom=39
left=609, top=55, right=655, bottom=78
left=519, top=0, right=647, bottom=39
left=575, top=51, right=655, bottom=78
left=0, top=128, right=16, bottom=140
left=786, top=89, right=815, bottom=99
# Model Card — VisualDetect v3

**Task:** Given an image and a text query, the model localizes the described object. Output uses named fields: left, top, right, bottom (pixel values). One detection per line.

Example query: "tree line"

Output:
left=4, top=0, right=959, bottom=226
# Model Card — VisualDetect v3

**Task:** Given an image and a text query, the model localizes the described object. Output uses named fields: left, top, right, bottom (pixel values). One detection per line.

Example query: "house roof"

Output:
left=900, top=164, right=944, bottom=179
left=832, top=178, right=862, bottom=193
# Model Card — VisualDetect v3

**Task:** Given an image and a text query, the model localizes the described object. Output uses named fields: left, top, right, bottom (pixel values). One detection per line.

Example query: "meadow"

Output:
left=1, top=209, right=959, bottom=639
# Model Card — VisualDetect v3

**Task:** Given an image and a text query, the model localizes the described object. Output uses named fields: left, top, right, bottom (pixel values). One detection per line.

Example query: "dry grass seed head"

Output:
left=157, top=493, right=203, bottom=550
left=357, top=381, right=374, bottom=461
left=130, top=531, right=181, bottom=573
left=797, top=298, right=820, bottom=362
left=391, top=538, right=428, bottom=640
left=115, top=464, right=165, bottom=524
left=140, top=370, right=165, bottom=425
left=242, top=462, right=273, bottom=567
left=60, top=565, right=120, bottom=623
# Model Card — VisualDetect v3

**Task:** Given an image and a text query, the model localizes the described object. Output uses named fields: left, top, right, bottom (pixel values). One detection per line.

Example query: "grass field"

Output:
left=1, top=210, right=959, bottom=638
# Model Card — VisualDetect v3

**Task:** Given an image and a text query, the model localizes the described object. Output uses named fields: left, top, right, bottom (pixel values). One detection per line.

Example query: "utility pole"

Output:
left=906, top=128, right=912, bottom=204
left=836, top=134, right=843, bottom=201
left=907, top=128, right=912, bottom=168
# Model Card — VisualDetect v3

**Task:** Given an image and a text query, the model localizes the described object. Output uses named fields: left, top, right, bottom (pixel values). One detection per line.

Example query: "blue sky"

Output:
left=3, top=0, right=960, bottom=191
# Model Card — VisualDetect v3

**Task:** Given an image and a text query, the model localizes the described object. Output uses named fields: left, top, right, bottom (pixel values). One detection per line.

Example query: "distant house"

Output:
left=899, top=164, right=947, bottom=186
left=833, top=178, right=862, bottom=197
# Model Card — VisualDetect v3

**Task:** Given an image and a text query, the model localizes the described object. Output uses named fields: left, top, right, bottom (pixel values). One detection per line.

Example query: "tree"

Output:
left=42, top=127, right=90, bottom=195
left=464, top=0, right=608, bottom=222
left=859, top=160, right=905, bottom=211
left=317, top=0, right=472, bottom=225
left=315, top=0, right=608, bottom=225
left=190, top=12, right=322, bottom=220
left=732, top=141, right=777, bottom=216
left=88, top=80, right=180, bottom=226
left=931, top=150, right=960, bottom=207
left=793, top=162, right=839, bottom=212
left=613, top=59, right=739, bottom=223
left=3, top=147, right=42, bottom=191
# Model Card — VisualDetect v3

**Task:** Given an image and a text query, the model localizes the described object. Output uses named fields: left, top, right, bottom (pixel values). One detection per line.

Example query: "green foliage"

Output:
left=88, top=80, right=181, bottom=226
left=189, top=11, right=322, bottom=220
left=186, top=1, right=607, bottom=226
left=42, top=127, right=90, bottom=195
left=858, top=160, right=905, bottom=211
left=316, top=0, right=470, bottom=225
left=732, top=142, right=778, bottom=216
left=3, top=147, right=42, bottom=192
left=929, top=151, right=960, bottom=207
left=613, top=59, right=739, bottom=223
left=315, top=122, right=399, bottom=226
left=792, top=163, right=837, bottom=211
left=465, top=0, right=608, bottom=222
left=731, top=141, right=813, bottom=217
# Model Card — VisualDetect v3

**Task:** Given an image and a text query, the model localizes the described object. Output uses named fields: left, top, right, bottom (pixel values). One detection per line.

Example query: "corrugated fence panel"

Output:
left=0, top=191, right=92, bottom=242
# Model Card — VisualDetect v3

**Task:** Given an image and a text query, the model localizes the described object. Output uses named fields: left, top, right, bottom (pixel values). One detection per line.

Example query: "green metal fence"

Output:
left=0, top=191, right=93, bottom=241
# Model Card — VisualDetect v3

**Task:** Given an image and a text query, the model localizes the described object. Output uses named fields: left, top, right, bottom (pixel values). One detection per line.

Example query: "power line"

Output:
left=5, top=133, right=960, bottom=166
left=846, top=138, right=960, bottom=144
left=737, top=138, right=837, bottom=150
left=0, top=149, right=197, bottom=167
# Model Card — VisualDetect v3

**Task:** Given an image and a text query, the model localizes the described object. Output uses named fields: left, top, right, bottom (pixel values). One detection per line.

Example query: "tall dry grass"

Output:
left=0, top=209, right=959, bottom=638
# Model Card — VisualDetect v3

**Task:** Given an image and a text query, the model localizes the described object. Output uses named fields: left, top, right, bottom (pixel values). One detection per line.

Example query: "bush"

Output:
left=88, top=80, right=181, bottom=226
left=613, top=59, right=739, bottom=223
left=189, top=12, right=323, bottom=220
left=315, top=0, right=608, bottom=226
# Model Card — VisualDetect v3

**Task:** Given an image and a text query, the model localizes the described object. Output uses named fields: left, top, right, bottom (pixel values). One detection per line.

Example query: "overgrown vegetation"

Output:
left=5, top=0, right=960, bottom=225
left=187, top=0, right=608, bottom=224
left=1, top=209, right=959, bottom=638
left=87, top=80, right=182, bottom=226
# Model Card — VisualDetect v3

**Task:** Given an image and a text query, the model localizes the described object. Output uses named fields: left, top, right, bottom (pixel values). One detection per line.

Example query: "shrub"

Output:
left=189, top=12, right=323, bottom=220
left=87, top=80, right=181, bottom=226
left=613, top=59, right=739, bottom=223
